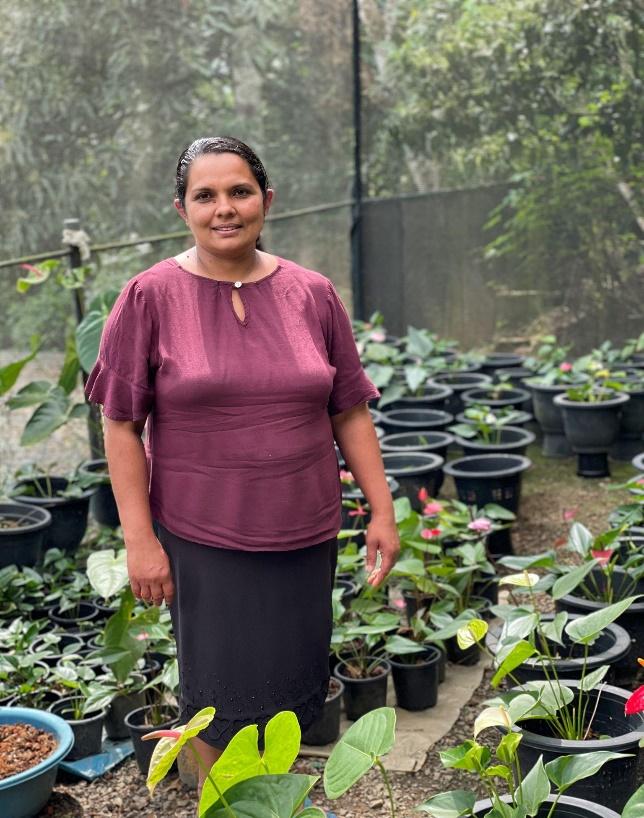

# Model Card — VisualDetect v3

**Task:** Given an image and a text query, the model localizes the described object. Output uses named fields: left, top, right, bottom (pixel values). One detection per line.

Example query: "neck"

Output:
left=193, top=247, right=259, bottom=282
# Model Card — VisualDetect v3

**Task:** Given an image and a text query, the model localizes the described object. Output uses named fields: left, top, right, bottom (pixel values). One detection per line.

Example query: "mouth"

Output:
left=213, top=224, right=242, bottom=233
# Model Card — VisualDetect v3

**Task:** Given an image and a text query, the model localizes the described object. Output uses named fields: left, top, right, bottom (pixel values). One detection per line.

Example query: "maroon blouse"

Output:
left=85, top=257, right=379, bottom=551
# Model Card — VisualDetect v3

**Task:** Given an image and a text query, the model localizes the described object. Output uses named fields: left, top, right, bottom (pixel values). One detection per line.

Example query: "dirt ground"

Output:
left=34, top=440, right=638, bottom=818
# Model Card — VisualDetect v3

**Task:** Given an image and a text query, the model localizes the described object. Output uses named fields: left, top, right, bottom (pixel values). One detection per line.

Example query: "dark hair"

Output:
left=175, top=136, right=270, bottom=209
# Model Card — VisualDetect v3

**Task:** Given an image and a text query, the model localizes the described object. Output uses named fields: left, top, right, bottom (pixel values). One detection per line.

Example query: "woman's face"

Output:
left=175, top=152, right=273, bottom=258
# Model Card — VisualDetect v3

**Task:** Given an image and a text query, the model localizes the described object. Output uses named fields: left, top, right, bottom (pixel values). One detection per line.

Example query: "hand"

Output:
left=126, top=535, right=175, bottom=607
left=364, top=517, right=400, bottom=588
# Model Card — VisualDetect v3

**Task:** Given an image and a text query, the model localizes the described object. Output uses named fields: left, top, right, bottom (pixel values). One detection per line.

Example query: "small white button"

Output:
left=234, top=280, right=242, bottom=288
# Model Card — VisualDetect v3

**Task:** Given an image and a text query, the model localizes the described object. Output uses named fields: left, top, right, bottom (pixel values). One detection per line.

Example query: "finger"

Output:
left=162, top=579, right=175, bottom=608
left=130, top=579, right=142, bottom=599
left=364, top=535, right=378, bottom=575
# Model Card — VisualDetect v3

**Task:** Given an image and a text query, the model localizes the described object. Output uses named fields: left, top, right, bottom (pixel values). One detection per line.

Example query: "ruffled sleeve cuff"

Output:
left=85, top=358, right=154, bottom=421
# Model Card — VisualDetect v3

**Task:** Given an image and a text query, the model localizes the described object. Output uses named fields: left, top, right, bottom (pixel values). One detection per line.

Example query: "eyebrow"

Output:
left=191, top=182, right=254, bottom=193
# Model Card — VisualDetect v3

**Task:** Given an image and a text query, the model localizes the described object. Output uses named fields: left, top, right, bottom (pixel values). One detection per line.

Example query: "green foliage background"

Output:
left=1, top=0, right=641, bottom=348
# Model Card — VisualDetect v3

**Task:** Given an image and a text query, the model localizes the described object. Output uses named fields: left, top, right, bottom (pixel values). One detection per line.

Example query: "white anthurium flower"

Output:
left=500, top=571, right=540, bottom=588
left=474, top=705, right=512, bottom=738
left=456, top=618, right=488, bottom=650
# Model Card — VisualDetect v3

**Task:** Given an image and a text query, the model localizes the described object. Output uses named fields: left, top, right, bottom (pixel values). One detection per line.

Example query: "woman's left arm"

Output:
left=331, top=402, right=400, bottom=587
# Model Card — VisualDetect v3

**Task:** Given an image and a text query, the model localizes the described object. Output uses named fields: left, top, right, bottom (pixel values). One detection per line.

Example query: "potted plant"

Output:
left=553, top=366, right=630, bottom=477
left=0, top=502, right=51, bottom=569
left=381, top=451, right=444, bottom=507
left=77, top=458, right=120, bottom=528
left=384, top=633, right=442, bottom=711
left=449, top=406, right=535, bottom=456
left=462, top=383, right=531, bottom=410
left=427, top=371, right=492, bottom=416
left=300, top=676, right=345, bottom=746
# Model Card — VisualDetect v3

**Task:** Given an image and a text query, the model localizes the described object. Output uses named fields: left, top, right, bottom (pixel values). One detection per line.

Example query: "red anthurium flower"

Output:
left=591, top=549, right=613, bottom=567
left=421, top=528, right=441, bottom=540
left=625, top=685, right=644, bottom=716
left=348, top=502, right=367, bottom=517
left=141, top=728, right=182, bottom=742
left=418, top=487, right=429, bottom=502
left=562, top=507, right=578, bottom=522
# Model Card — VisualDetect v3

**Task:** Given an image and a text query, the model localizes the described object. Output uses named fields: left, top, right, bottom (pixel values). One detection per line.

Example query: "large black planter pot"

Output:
left=125, top=704, right=180, bottom=775
left=379, top=408, right=453, bottom=435
left=49, top=697, right=107, bottom=760
left=334, top=658, right=391, bottom=721
left=427, top=373, right=492, bottom=416
left=387, top=383, right=453, bottom=412
left=479, top=353, right=525, bottom=375
left=47, top=601, right=100, bottom=631
left=486, top=617, right=631, bottom=686
left=301, top=677, right=344, bottom=746
left=380, top=431, right=453, bottom=495
left=473, top=794, right=619, bottom=818
left=78, top=458, right=120, bottom=528
left=388, top=646, right=441, bottom=710
left=525, top=381, right=573, bottom=457
left=554, top=392, right=630, bottom=478
left=611, top=385, right=644, bottom=461
left=462, top=386, right=531, bottom=411
left=554, top=566, right=644, bottom=687
left=10, top=476, right=96, bottom=553
left=443, top=454, right=531, bottom=555
left=381, top=452, right=444, bottom=507
left=454, top=426, right=536, bottom=458
left=509, top=681, right=644, bottom=813
left=0, top=503, right=51, bottom=568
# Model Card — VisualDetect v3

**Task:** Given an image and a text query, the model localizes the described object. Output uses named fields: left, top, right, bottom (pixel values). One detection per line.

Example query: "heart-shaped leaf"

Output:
left=86, top=549, right=129, bottom=599
left=416, top=789, right=476, bottom=817
left=551, top=561, right=596, bottom=600
left=545, top=751, right=630, bottom=791
left=146, top=707, right=216, bottom=794
left=564, top=596, right=641, bottom=644
left=515, top=755, right=550, bottom=816
left=457, top=618, right=488, bottom=650
left=491, top=640, right=536, bottom=688
left=203, top=773, right=318, bottom=818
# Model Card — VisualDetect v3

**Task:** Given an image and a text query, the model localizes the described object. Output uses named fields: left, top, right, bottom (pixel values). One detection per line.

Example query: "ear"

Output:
left=263, top=188, right=275, bottom=216
left=174, top=198, right=188, bottom=223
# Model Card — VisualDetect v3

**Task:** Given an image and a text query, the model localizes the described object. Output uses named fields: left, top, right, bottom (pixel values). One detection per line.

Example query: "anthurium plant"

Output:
left=450, top=405, right=527, bottom=445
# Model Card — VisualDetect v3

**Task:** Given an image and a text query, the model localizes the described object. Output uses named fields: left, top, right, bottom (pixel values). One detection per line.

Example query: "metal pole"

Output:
left=350, top=0, right=364, bottom=320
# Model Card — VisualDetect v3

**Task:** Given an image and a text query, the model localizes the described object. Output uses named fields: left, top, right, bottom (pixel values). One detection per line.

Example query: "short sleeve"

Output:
left=84, top=279, right=156, bottom=421
left=325, top=281, right=380, bottom=415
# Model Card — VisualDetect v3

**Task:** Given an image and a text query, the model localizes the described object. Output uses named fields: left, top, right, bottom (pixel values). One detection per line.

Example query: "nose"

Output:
left=215, top=196, right=236, bottom=216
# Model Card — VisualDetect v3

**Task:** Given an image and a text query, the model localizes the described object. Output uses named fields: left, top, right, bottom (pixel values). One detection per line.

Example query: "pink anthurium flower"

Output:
left=562, top=508, right=578, bottom=521
left=339, top=469, right=354, bottom=484
left=348, top=502, right=367, bottom=517
left=142, top=728, right=182, bottom=742
left=417, top=487, right=429, bottom=503
left=423, top=502, right=443, bottom=516
left=421, top=528, right=441, bottom=540
left=468, top=518, right=492, bottom=533
left=625, top=685, right=644, bottom=716
left=369, top=330, right=386, bottom=342
left=591, top=549, right=613, bottom=567
left=559, top=362, right=573, bottom=372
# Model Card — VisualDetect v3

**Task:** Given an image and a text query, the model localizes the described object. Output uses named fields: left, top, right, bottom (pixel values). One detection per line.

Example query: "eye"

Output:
left=232, top=188, right=251, bottom=197
left=196, top=191, right=211, bottom=200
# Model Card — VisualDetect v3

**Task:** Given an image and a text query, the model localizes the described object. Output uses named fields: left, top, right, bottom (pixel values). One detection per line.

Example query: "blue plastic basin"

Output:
left=0, top=707, right=74, bottom=818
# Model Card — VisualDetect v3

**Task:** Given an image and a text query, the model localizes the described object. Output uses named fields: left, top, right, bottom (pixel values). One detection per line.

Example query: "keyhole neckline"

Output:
left=171, top=257, right=282, bottom=287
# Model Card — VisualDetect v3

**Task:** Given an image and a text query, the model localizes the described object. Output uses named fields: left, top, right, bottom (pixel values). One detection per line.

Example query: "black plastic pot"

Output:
left=427, top=373, right=492, bottom=416
left=47, top=602, right=100, bottom=631
left=49, top=697, right=107, bottom=760
left=124, top=704, right=180, bottom=775
left=381, top=452, right=444, bottom=506
left=78, top=459, right=120, bottom=528
left=473, top=794, right=619, bottom=818
left=335, top=578, right=359, bottom=605
left=301, top=677, right=344, bottom=746
left=479, top=353, right=525, bottom=375
left=461, top=386, right=531, bottom=411
left=554, top=392, right=630, bottom=478
left=0, top=503, right=51, bottom=569
left=611, top=385, right=644, bottom=461
left=379, top=408, right=453, bottom=435
left=486, top=617, right=631, bottom=686
left=525, top=380, right=573, bottom=457
left=334, top=658, right=391, bottom=721
left=387, top=383, right=453, bottom=412
left=445, top=635, right=479, bottom=666
left=388, top=646, right=441, bottom=711
left=454, top=425, right=536, bottom=457
left=402, top=589, right=435, bottom=620
left=380, top=432, right=452, bottom=494
left=508, top=680, right=644, bottom=812
left=28, top=633, right=84, bottom=667
left=472, top=575, right=498, bottom=606
left=10, top=476, right=96, bottom=553
left=554, top=566, right=644, bottom=687
left=104, top=682, right=146, bottom=740
left=443, top=454, right=531, bottom=555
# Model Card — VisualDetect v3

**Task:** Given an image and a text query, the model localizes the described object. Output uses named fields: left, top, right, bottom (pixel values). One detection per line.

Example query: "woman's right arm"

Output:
left=104, top=417, right=174, bottom=607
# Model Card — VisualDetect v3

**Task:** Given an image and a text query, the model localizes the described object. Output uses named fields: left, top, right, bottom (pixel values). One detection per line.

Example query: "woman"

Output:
left=85, top=136, right=399, bottom=794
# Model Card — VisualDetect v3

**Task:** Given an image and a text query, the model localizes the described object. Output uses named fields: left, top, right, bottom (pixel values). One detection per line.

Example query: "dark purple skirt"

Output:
left=155, top=521, right=337, bottom=749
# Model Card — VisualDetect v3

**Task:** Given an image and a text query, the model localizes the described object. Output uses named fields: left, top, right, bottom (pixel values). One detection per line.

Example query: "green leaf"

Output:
left=518, top=682, right=574, bottom=717
left=456, top=618, right=488, bottom=650
left=540, top=612, right=568, bottom=646
left=482, top=504, right=516, bottom=521
left=76, top=310, right=107, bottom=373
left=323, top=707, right=396, bottom=799
left=564, top=595, right=641, bottom=644
left=384, top=635, right=427, bottom=656
left=496, top=732, right=522, bottom=764
left=485, top=764, right=512, bottom=783
left=551, top=561, right=596, bottom=600
left=579, top=664, right=609, bottom=691
left=20, top=387, right=71, bottom=445
left=203, top=774, right=318, bottom=818
left=515, top=755, right=549, bottom=817
left=146, top=707, right=216, bottom=794
left=497, top=552, right=555, bottom=570
left=58, top=333, right=80, bottom=394
left=439, top=740, right=490, bottom=773
left=545, top=751, right=631, bottom=791
left=393, top=496, right=413, bottom=523
left=6, top=380, right=53, bottom=409
left=86, top=549, right=129, bottom=599
left=297, top=809, right=327, bottom=818
left=416, top=789, right=476, bottom=817
left=621, top=782, right=644, bottom=818
left=567, top=523, right=594, bottom=557
left=0, top=336, right=41, bottom=395
left=491, top=640, right=536, bottom=688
